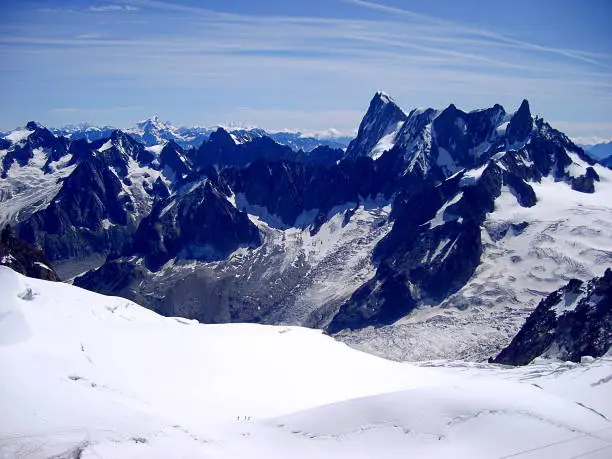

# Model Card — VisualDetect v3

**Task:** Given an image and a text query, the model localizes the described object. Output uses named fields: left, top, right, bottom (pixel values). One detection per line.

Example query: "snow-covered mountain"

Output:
left=2, top=266, right=611, bottom=458
left=2, top=93, right=611, bottom=361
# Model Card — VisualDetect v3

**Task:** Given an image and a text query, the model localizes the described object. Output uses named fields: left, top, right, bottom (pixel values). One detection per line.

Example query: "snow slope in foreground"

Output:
left=1, top=266, right=611, bottom=458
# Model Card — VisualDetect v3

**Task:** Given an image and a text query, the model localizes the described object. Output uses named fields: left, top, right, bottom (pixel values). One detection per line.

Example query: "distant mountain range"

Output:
left=580, top=141, right=612, bottom=166
left=1, top=92, right=610, bottom=362
left=49, top=117, right=353, bottom=152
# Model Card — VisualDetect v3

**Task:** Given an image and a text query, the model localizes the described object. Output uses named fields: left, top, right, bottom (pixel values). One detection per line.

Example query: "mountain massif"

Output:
left=1, top=92, right=611, bottom=361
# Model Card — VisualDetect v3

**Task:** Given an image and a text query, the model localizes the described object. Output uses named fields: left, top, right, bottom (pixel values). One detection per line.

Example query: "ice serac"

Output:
left=344, top=91, right=408, bottom=159
left=493, top=269, right=612, bottom=365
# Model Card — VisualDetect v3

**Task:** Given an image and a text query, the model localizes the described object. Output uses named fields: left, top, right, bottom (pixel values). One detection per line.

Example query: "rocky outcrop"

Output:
left=0, top=224, right=58, bottom=281
left=492, top=269, right=612, bottom=365
left=506, top=99, right=533, bottom=146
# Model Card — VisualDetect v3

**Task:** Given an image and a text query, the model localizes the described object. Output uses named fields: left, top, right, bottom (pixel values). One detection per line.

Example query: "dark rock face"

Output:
left=296, top=145, right=344, bottom=166
left=193, top=128, right=296, bottom=169
left=131, top=180, right=261, bottom=271
left=431, top=103, right=505, bottom=170
left=73, top=258, right=148, bottom=302
left=327, top=263, right=417, bottom=333
left=524, top=119, right=598, bottom=189
left=571, top=167, right=599, bottom=193
left=506, top=99, right=533, bottom=146
left=0, top=224, right=58, bottom=281
left=8, top=126, right=198, bottom=263
left=223, top=155, right=397, bottom=231
left=90, top=130, right=148, bottom=176
left=344, top=92, right=408, bottom=159
left=492, top=269, right=612, bottom=365
left=158, top=140, right=192, bottom=182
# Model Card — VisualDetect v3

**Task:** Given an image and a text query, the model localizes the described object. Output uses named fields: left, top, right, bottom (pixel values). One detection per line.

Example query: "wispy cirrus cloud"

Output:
left=1, top=0, right=610, bottom=137
left=88, top=4, right=139, bottom=13
left=343, top=0, right=612, bottom=69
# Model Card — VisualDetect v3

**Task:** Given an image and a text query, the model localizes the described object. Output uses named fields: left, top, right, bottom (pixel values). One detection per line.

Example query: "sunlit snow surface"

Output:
left=1, top=266, right=611, bottom=458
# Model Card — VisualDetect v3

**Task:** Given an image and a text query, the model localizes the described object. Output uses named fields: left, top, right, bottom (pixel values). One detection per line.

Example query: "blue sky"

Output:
left=2, top=0, right=611, bottom=142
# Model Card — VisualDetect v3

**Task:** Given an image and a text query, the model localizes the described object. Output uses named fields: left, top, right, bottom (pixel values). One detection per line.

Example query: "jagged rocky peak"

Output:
left=94, top=129, right=152, bottom=171
left=209, top=127, right=238, bottom=147
left=492, top=269, right=612, bottom=365
left=374, top=90, right=395, bottom=105
left=344, top=91, right=408, bottom=159
left=25, top=121, right=39, bottom=131
left=194, top=127, right=296, bottom=169
left=19, top=121, right=57, bottom=147
left=506, top=99, right=533, bottom=146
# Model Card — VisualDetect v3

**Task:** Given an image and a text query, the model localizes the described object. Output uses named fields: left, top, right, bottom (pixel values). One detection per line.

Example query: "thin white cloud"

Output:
left=37, top=8, right=76, bottom=14
left=88, top=5, right=139, bottom=13
left=124, top=0, right=233, bottom=18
